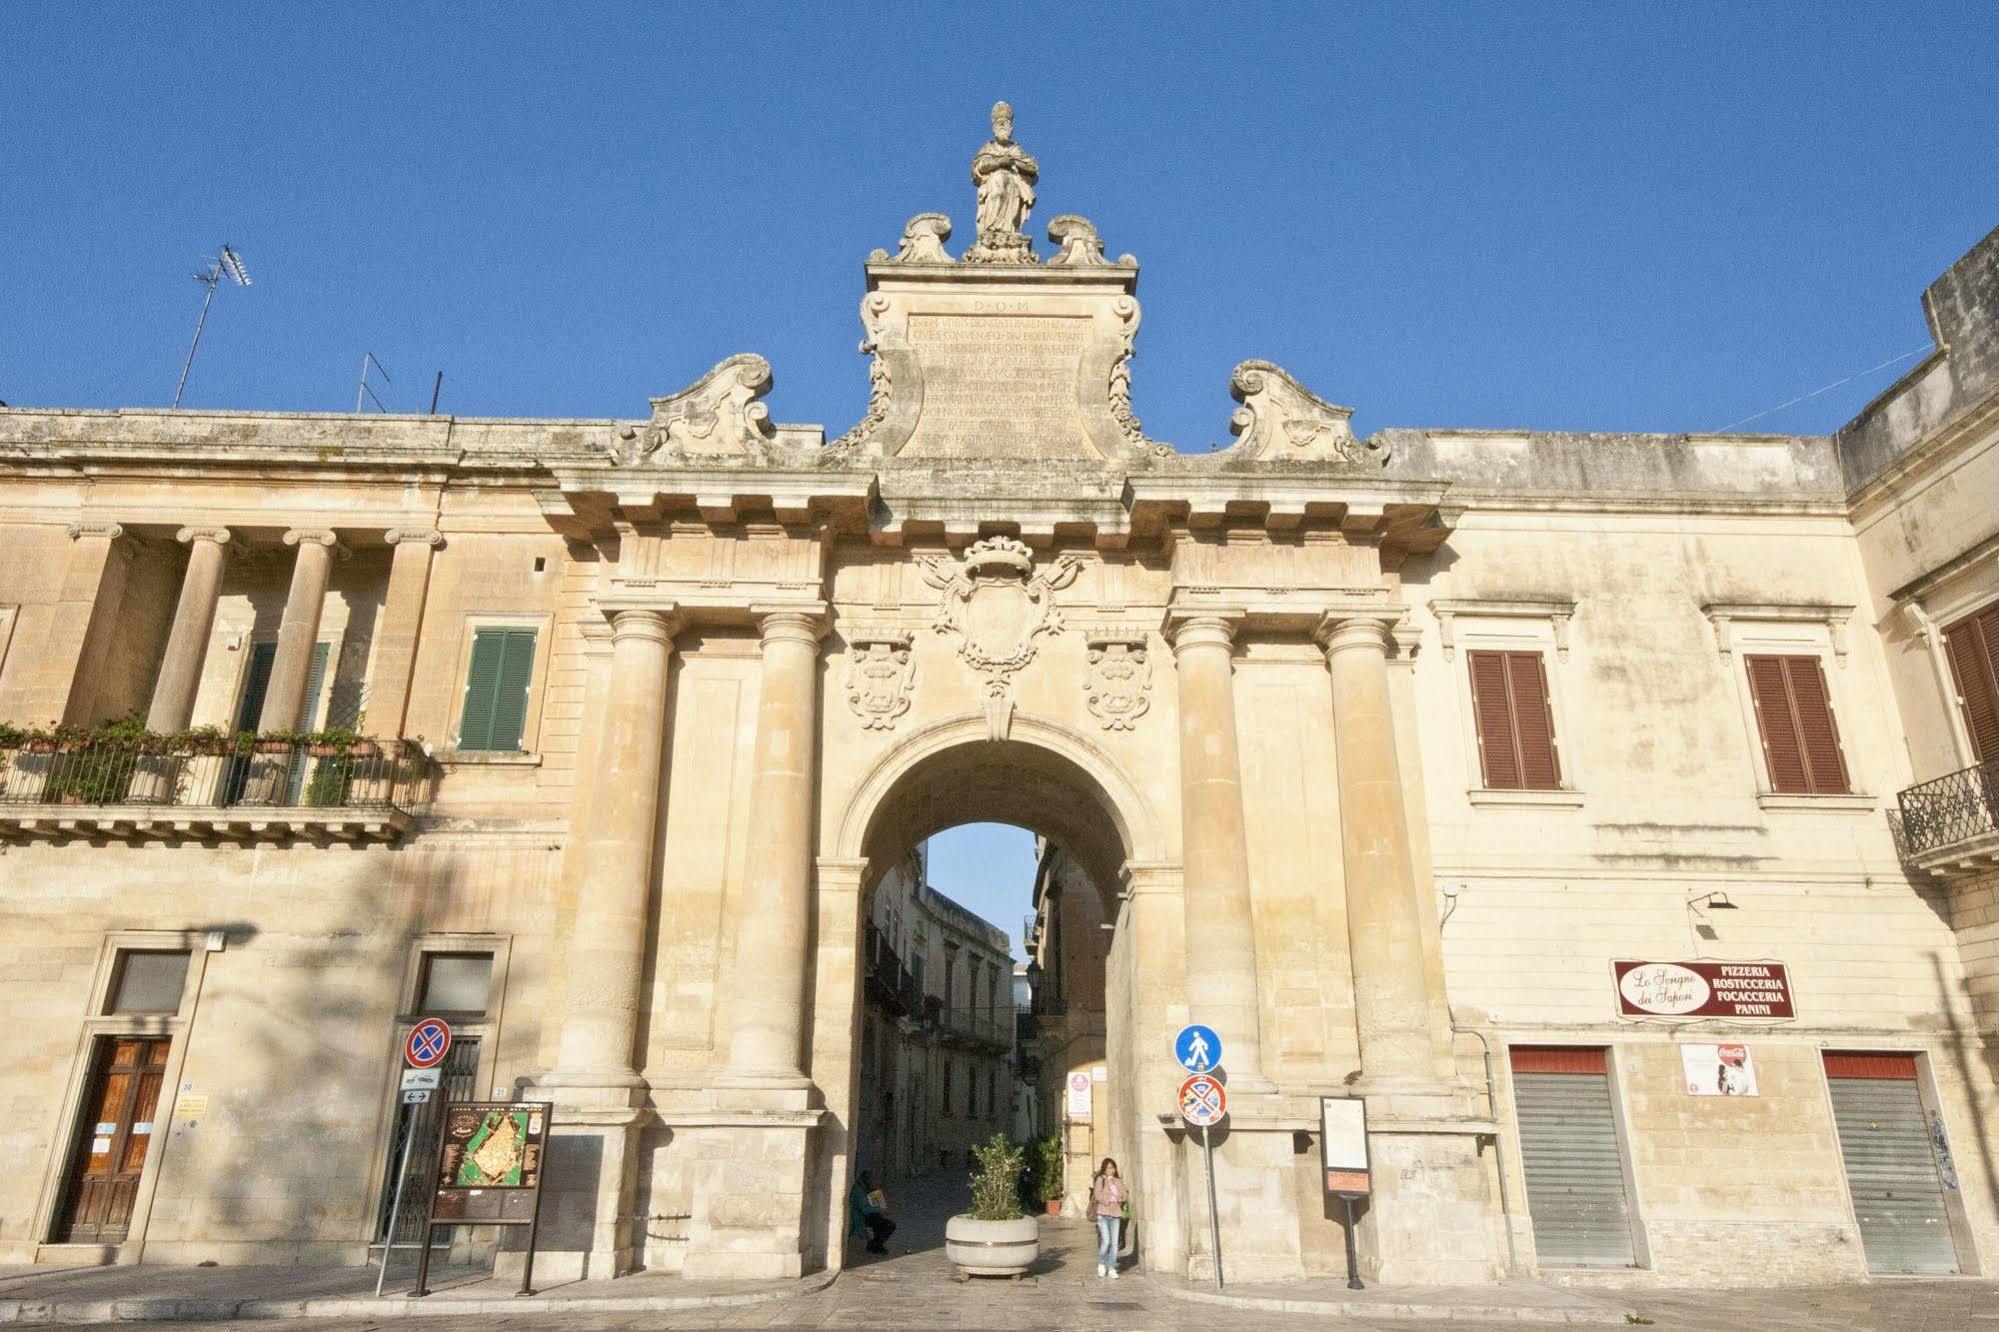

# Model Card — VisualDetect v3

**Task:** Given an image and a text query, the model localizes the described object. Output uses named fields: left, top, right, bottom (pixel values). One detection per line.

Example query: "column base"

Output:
left=1177, top=1115, right=1305, bottom=1284
left=524, top=1106, right=645, bottom=1281
left=672, top=1119, right=820, bottom=1280
left=1356, top=1125, right=1507, bottom=1286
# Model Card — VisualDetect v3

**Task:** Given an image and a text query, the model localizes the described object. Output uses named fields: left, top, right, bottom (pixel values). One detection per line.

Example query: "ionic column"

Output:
left=365, top=528, right=444, bottom=739
left=721, top=605, right=829, bottom=1089
left=260, top=529, right=345, bottom=732
left=1320, top=613, right=1435, bottom=1084
left=145, top=527, right=232, bottom=732
left=548, top=607, right=680, bottom=1089
left=40, top=522, right=130, bottom=726
left=1167, top=611, right=1268, bottom=1090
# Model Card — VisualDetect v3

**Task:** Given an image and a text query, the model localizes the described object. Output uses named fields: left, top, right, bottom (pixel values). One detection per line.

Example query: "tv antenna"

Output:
left=173, top=244, right=252, bottom=408
left=355, top=351, right=392, bottom=413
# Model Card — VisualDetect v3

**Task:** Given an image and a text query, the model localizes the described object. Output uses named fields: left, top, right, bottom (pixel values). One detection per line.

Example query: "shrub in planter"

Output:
left=304, top=755, right=355, bottom=807
left=944, top=1133, right=1039, bottom=1278
left=1035, top=1133, right=1066, bottom=1215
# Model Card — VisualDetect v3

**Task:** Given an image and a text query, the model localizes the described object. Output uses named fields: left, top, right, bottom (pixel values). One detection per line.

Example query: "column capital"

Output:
left=66, top=521, right=124, bottom=542
left=176, top=525, right=233, bottom=547
left=283, top=528, right=350, bottom=558
left=608, top=606, right=684, bottom=648
left=385, top=526, right=445, bottom=548
left=1316, top=610, right=1402, bottom=659
left=753, top=603, right=831, bottom=648
left=1164, top=608, right=1244, bottom=654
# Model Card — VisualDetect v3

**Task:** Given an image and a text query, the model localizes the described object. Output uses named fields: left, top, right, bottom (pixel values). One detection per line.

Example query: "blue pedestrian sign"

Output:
left=1173, top=1024, right=1222, bottom=1073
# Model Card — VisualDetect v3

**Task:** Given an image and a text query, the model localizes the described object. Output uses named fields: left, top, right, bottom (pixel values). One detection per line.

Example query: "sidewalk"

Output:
left=0, top=1260, right=834, bottom=1324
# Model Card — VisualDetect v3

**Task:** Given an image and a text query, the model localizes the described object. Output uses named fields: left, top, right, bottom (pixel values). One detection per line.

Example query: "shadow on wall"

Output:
left=178, top=843, right=436, bottom=1265
left=1931, top=950, right=1999, bottom=1211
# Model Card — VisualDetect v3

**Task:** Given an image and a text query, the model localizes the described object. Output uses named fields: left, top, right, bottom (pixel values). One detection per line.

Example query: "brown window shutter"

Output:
left=1506, top=651, right=1562, bottom=789
left=1943, top=604, right=1999, bottom=763
left=1746, top=655, right=1810, bottom=793
left=1468, top=650, right=1521, bottom=788
left=1785, top=656, right=1850, bottom=794
left=1745, top=654, right=1849, bottom=794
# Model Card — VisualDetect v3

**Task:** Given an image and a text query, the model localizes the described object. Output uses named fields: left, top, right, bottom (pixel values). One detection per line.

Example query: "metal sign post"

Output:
left=1199, top=1123, right=1223, bottom=1291
left=373, top=1121, right=420, bottom=1298
left=375, top=1029, right=454, bottom=1297
left=1179, top=1071, right=1228, bottom=1291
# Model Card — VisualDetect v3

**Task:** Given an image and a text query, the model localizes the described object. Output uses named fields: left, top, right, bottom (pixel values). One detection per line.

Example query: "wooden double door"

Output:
left=56, top=1037, right=169, bottom=1243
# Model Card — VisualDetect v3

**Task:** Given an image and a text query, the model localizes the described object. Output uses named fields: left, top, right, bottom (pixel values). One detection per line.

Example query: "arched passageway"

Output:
left=813, top=717, right=1182, bottom=1275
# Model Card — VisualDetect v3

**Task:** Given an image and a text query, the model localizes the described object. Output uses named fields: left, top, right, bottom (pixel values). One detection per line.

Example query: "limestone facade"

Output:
left=1, top=110, right=1996, bottom=1288
left=856, top=846, right=1014, bottom=1185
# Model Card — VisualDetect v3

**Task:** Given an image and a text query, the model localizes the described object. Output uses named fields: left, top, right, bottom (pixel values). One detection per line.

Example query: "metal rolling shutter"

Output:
left=1511, top=1047, right=1636, bottom=1268
left=1825, top=1054, right=1958, bottom=1275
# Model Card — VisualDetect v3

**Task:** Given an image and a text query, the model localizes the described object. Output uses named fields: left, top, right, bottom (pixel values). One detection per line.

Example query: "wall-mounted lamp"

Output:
left=1685, top=892, right=1739, bottom=948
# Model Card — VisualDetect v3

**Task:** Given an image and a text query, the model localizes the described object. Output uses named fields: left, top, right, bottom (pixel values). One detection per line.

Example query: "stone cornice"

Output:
left=1701, top=601, right=1855, bottom=660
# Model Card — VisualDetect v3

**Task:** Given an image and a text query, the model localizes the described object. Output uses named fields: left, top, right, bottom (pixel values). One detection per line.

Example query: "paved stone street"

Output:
left=4, top=1172, right=1996, bottom=1330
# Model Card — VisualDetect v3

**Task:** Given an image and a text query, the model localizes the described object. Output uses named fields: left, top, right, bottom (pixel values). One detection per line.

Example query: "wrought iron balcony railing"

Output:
left=1894, top=758, right=1999, bottom=866
left=0, top=738, right=435, bottom=842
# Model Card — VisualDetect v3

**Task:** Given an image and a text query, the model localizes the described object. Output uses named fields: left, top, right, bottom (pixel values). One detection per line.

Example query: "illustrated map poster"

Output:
left=431, top=1101, right=550, bottom=1224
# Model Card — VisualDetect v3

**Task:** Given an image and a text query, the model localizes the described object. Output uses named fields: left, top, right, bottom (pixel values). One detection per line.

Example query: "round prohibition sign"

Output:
left=1179, top=1073, right=1227, bottom=1128
left=404, top=1017, right=453, bottom=1069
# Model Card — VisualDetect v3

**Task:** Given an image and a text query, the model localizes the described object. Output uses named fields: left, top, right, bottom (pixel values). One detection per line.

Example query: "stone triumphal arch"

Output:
left=521, top=104, right=1494, bottom=1286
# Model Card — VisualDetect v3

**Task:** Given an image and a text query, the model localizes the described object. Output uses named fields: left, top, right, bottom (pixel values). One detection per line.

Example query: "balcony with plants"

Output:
left=0, top=715, right=437, bottom=845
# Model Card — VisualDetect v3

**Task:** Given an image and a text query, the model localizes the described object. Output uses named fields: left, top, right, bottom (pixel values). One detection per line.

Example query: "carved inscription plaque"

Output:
left=904, top=313, right=1095, bottom=458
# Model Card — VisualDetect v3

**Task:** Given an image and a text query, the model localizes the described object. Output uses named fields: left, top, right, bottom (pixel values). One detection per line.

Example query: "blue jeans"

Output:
left=1096, top=1215, right=1122, bottom=1268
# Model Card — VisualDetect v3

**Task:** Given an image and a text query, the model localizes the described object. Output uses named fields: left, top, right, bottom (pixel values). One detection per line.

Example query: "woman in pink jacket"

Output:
left=1087, top=1157, right=1127, bottom=1278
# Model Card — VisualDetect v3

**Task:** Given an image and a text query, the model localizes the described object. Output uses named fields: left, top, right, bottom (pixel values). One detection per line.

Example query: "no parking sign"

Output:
left=405, top=1017, right=452, bottom=1070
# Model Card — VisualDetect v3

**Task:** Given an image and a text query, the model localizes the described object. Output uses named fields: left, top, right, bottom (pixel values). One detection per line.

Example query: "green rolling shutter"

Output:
left=457, top=628, right=536, bottom=752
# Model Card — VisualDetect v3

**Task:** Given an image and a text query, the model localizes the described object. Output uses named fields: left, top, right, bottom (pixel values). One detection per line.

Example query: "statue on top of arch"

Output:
left=964, top=101, right=1039, bottom=265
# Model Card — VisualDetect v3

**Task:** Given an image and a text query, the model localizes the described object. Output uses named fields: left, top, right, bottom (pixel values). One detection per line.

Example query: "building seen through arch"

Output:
left=1, top=107, right=1997, bottom=1287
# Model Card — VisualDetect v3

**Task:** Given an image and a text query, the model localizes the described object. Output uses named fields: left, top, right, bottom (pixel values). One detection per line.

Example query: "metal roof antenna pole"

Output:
left=173, top=243, right=251, bottom=409
left=356, top=351, right=392, bottom=413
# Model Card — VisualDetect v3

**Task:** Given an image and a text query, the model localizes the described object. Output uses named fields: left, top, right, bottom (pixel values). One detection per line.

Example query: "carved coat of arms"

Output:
left=844, top=633, right=915, bottom=731
left=917, top=538, right=1082, bottom=697
left=1083, top=639, right=1152, bottom=730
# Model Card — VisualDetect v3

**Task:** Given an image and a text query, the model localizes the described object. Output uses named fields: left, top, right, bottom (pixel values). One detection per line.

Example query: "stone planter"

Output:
left=944, top=1214, right=1039, bottom=1277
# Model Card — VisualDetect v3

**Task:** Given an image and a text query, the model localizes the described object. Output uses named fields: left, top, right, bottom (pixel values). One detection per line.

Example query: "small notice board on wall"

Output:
left=413, top=1101, right=552, bottom=1298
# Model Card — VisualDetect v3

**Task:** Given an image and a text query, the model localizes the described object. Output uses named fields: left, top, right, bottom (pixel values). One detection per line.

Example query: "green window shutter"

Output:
left=457, top=627, right=537, bottom=752
left=300, top=642, right=332, bottom=732
left=488, top=629, right=537, bottom=751
left=234, top=642, right=279, bottom=732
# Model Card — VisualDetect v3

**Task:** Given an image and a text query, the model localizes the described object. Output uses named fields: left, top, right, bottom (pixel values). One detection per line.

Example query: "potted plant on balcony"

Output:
left=944, top=1133, right=1038, bottom=1279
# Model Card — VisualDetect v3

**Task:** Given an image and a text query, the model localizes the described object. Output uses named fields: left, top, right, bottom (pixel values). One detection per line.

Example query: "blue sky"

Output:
left=6, top=6, right=1995, bottom=946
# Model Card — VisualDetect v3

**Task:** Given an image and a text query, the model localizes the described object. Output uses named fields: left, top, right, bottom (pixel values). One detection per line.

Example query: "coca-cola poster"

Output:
left=1613, top=961, right=1795, bottom=1019
left=1681, top=1043, right=1758, bottom=1096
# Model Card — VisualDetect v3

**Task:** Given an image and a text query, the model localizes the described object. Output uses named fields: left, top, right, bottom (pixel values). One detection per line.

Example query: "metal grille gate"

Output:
left=374, top=1036, right=480, bottom=1245
left=1825, top=1054, right=1958, bottom=1275
left=1511, top=1047, right=1636, bottom=1268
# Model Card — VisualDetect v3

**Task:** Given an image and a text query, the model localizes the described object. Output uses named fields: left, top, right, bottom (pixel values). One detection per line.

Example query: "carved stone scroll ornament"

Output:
left=916, top=537, right=1083, bottom=697
left=1046, top=215, right=1139, bottom=270
left=870, top=213, right=954, bottom=264
left=1083, top=635, right=1152, bottom=731
left=963, top=102, right=1039, bottom=265
left=1222, top=360, right=1389, bottom=467
left=615, top=353, right=775, bottom=463
left=830, top=295, right=893, bottom=452
left=1108, top=296, right=1151, bottom=452
left=844, top=631, right=916, bottom=731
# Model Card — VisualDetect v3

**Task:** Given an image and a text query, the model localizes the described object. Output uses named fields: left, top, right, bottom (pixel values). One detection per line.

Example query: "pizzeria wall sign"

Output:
left=1613, top=960, right=1795, bottom=1019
